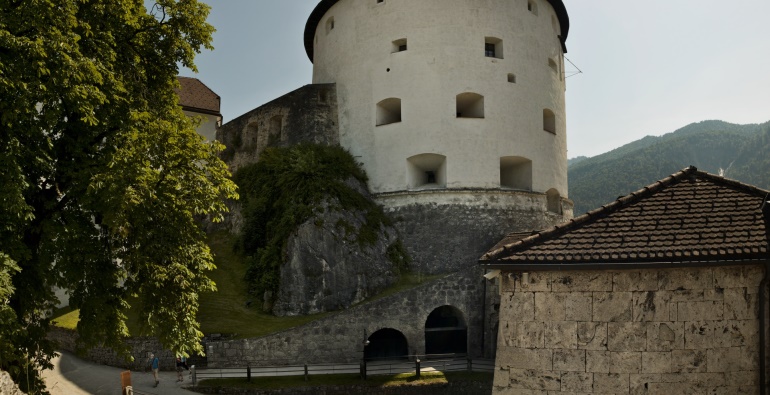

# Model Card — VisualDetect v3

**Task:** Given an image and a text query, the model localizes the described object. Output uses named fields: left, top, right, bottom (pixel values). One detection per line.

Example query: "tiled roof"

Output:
left=480, top=166, right=770, bottom=268
left=175, top=77, right=221, bottom=116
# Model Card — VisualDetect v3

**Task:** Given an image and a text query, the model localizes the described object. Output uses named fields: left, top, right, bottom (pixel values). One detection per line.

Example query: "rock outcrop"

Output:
left=272, top=198, right=401, bottom=317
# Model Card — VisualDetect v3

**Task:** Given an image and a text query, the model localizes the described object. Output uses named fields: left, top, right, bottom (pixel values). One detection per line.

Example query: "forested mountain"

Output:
left=568, top=120, right=770, bottom=215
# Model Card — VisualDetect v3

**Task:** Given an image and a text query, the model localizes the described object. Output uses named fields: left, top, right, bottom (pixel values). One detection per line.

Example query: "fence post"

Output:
left=304, top=363, right=309, bottom=382
left=247, top=364, right=251, bottom=382
left=415, top=358, right=421, bottom=379
left=191, top=365, right=196, bottom=386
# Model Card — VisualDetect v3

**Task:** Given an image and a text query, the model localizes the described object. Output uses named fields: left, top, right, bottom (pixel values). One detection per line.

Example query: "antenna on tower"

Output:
left=564, top=56, right=583, bottom=78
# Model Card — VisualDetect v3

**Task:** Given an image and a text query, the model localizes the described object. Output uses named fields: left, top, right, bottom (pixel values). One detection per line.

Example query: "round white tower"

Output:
left=304, top=0, right=572, bottom=273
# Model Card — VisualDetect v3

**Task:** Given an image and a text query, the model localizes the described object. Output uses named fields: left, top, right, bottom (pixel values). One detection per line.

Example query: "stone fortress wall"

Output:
left=493, top=265, right=767, bottom=394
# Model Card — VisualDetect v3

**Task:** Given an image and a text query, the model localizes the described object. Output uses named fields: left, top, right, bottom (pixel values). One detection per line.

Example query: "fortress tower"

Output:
left=207, top=0, right=577, bottom=364
left=305, top=0, right=574, bottom=273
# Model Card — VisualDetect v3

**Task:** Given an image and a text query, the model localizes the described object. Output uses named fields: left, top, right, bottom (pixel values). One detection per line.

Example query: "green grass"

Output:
left=50, top=232, right=445, bottom=339
left=198, top=371, right=492, bottom=389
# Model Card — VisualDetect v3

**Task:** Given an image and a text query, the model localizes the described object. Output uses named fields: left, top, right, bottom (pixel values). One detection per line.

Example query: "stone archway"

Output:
left=365, top=328, right=408, bottom=361
left=424, top=305, right=467, bottom=356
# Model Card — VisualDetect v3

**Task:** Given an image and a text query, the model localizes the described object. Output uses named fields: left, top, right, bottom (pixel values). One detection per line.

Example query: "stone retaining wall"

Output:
left=493, top=265, right=767, bottom=394
left=207, top=266, right=486, bottom=367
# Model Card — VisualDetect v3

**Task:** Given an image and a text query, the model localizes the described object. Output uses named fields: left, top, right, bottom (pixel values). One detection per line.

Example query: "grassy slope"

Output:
left=52, top=231, right=437, bottom=339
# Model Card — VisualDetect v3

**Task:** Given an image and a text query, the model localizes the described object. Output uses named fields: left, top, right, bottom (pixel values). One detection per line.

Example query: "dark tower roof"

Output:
left=303, top=0, right=570, bottom=62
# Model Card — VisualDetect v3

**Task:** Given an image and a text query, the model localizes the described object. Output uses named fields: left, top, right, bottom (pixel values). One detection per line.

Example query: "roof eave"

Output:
left=479, top=258, right=770, bottom=271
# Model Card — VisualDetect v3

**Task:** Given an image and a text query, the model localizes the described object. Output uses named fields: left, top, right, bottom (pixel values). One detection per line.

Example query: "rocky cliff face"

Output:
left=272, top=200, right=400, bottom=316
left=0, top=371, right=23, bottom=395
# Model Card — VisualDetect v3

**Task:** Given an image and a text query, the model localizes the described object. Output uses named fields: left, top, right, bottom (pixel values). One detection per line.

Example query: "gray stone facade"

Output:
left=217, top=83, right=339, bottom=173
left=206, top=266, right=487, bottom=367
left=493, top=265, right=768, bottom=394
left=379, top=190, right=572, bottom=275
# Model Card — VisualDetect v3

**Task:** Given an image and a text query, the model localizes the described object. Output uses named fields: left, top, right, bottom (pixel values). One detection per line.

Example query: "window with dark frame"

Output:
left=485, top=43, right=496, bottom=58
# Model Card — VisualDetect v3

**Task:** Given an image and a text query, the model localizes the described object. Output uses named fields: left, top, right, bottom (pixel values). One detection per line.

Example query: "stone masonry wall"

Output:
left=206, top=265, right=487, bottom=367
left=493, top=265, right=767, bottom=394
left=217, top=83, right=339, bottom=174
left=378, top=190, right=574, bottom=275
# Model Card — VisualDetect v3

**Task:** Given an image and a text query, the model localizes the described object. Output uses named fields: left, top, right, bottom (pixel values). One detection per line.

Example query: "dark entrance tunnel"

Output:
left=364, top=328, right=408, bottom=361
left=424, top=305, right=467, bottom=356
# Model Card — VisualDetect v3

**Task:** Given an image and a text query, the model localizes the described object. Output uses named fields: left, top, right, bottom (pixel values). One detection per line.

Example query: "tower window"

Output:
left=392, top=38, right=407, bottom=53
left=507, top=73, right=516, bottom=83
left=376, top=98, right=402, bottom=126
left=549, top=58, right=558, bottom=74
left=543, top=109, right=556, bottom=134
left=546, top=189, right=562, bottom=214
left=326, top=17, right=335, bottom=34
left=528, top=0, right=538, bottom=15
left=484, top=37, right=503, bottom=59
left=407, top=154, right=446, bottom=190
left=500, top=156, right=533, bottom=190
left=456, top=93, right=484, bottom=118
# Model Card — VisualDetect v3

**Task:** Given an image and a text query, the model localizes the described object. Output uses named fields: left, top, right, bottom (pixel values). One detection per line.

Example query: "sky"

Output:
left=176, top=0, right=770, bottom=159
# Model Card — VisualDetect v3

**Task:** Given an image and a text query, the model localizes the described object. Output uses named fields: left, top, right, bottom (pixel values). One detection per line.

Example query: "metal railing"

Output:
left=190, top=355, right=494, bottom=385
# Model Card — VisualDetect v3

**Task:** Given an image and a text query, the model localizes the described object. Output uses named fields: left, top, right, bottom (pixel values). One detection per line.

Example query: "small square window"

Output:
left=392, top=38, right=407, bottom=53
left=485, top=43, right=496, bottom=58
left=507, top=73, right=516, bottom=83
left=377, top=0, right=384, bottom=3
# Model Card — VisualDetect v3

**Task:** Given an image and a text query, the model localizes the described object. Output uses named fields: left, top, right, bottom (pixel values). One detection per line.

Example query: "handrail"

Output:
left=190, top=356, right=494, bottom=385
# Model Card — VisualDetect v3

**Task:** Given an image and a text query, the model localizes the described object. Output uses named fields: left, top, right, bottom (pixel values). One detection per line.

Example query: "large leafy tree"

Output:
left=0, top=0, right=237, bottom=391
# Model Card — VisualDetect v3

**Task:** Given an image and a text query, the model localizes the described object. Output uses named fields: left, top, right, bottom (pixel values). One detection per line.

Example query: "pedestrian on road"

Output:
left=149, top=352, right=160, bottom=387
left=176, top=354, right=186, bottom=382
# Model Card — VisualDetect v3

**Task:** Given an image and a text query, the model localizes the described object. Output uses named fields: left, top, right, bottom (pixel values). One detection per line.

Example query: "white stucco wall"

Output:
left=311, top=0, right=567, bottom=197
left=184, top=110, right=220, bottom=142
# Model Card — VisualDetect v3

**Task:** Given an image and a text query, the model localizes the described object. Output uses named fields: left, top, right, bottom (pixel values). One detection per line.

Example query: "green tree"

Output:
left=0, top=0, right=237, bottom=391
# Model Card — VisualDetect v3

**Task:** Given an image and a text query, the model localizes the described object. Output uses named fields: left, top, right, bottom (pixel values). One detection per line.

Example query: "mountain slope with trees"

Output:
left=568, top=120, right=770, bottom=215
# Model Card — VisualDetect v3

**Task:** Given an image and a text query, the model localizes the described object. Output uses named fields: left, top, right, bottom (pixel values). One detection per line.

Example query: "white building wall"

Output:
left=184, top=110, right=220, bottom=142
left=311, top=0, right=567, bottom=196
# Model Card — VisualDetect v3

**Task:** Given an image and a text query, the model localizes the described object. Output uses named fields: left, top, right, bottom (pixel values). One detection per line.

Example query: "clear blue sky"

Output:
left=176, top=0, right=770, bottom=159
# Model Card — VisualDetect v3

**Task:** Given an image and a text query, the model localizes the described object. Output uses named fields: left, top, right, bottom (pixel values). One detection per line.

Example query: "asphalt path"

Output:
left=41, top=351, right=199, bottom=395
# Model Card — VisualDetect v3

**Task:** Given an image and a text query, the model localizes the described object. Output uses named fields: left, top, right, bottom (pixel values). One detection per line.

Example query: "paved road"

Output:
left=41, top=351, right=200, bottom=395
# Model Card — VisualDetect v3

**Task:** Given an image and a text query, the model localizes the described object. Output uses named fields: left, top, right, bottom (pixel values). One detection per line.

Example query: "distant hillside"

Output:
left=568, top=120, right=770, bottom=215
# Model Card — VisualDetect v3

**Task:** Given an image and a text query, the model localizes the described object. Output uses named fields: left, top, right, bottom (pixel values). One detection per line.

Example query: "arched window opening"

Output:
left=484, top=37, right=503, bottom=59
left=245, top=121, right=259, bottom=149
left=456, top=93, right=484, bottom=118
left=376, top=98, right=402, bottom=126
left=325, top=17, right=335, bottom=34
left=407, top=154, right=446, bottom=190
left=500, top=156, right=533, bottom=190
left=365, top=328, right=408, bottom=361
left=269, top=115, right=283, bottom=143
left=543, top=109, right=556, bottom=134
left=549, top=58, right=558, bottom=74
left=425, top=306, right=467, bottom=356
left=528, top=0, right=538, bottom=15
left=392, top=38, right=407, bottom=53
left=546, top=188, right=562, bottom=214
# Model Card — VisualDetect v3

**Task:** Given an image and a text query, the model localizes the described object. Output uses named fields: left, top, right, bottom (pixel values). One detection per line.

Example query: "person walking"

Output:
left=175, top=354, right=186, bottom=382
left=148, top=353, right=160, bottom=387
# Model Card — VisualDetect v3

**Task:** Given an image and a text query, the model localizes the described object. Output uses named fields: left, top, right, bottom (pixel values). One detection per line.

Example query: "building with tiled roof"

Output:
left=481, top=166, right=770, bottom=394
left=175, top=76, right=221, bottom=141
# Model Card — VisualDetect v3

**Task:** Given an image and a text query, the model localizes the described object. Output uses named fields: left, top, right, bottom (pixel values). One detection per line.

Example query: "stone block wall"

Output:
left=217, top=83, right=339, bottom=174
left=48, top=327, right=177, bottom=371
left=493, top=265, right=767, bottom=394
left=206, top=266, right=486, bottom=367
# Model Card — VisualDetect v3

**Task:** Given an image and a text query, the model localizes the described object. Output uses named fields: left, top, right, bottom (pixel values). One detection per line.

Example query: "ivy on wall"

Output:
left=234, top=144, right=409, bottom=304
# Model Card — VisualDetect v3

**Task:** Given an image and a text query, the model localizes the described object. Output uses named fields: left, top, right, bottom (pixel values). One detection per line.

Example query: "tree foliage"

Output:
left=234, top=144, right=402, bottom=304
left=0, top=0, right=237, bottom=391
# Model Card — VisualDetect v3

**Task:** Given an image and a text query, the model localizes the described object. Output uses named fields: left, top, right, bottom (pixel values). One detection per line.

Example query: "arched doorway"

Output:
left=365, top=328, right=408, bottom=361
left=425, top=305, right=467, bottom=356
